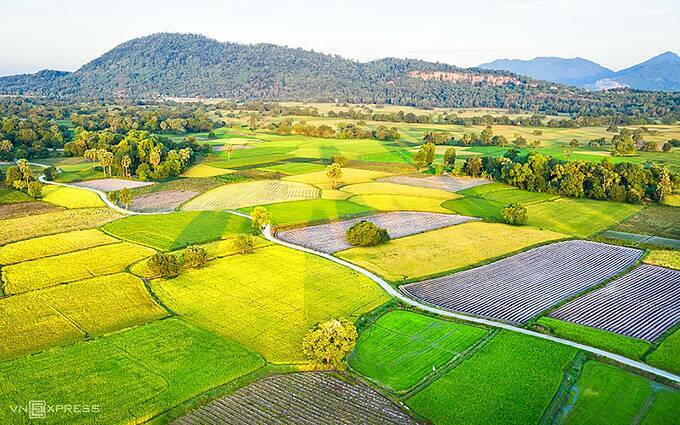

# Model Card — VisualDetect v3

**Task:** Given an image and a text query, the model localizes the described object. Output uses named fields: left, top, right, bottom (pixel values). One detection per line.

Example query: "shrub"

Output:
left=345, top=221, right=390, bottom=247
left=147, top=253, right=181, bottom=277
left=302, top=318, right=357, bottom=370
left=43, top=166, right=58, bottom=181
left=502, top=202, right=528, bottom=225
left=232, top=234, right=256, bottom=254
left=184, top=245, right=208, bottom=267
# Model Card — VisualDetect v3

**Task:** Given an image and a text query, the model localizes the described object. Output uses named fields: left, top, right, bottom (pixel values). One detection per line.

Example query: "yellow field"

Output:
left=337, top=221, right=565, bottom=281
left=341, top=182, right=456, bottom=199
left=348, top=194, right=454, bottom=213
left=182, top=180, right=319, bottom=210
left=40, top=185, right=105, bottom=208
left=0, top=229, right=118, bottom=265
left=0, top=208, right=122, bottom=245
left=320, top=189, right=352, bottom=200
left=663, top=194, right=680, bottom=207
left=644, top=250, right=680, bottom=270
left=182, top=163, right=236, bottom=178
left=2, top=243, right=156, bottom=294
left=0, top=273, right=168, bottom=361
left=283, top=168, right=389, bottom=190
left=150, top=244, right=388, bottom=363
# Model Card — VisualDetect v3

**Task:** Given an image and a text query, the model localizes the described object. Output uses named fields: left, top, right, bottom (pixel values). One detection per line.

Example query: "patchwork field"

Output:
left=278, top=211, right=476, bottom=253
left=40, top=185, right=105, bottom=209
left=0, top=208, right=122, bottom=245
left=550, top=265, right=680, bottom=341
left=349, top=310, right=488, bottom=391
left=341, top=181, right=456, bottom=199
left=403, top=241, right=642, bottom=323
left=129, top=189, right=198, bottom=212
left=150, top=245, right=388, bottom=363
left=240, top=198, right=375, bottom=227
left=612, top=205, right=680, bottom=240
left=182, top=180, right=319, bottom=210
left=176, top=372, right=416, bottom=424
left=0, top=201, right=61, bottom=220
left=0, top=229, right=117, bottom=265
left=337, top=221, right=565, bottom=281
left=349, top=194, right=453, bottom=213
left=181, top=163, right=235, bottom=177
left=381, top=175, right=490, bottom=192
left=442, top=196, right=506, bottom=219
left=72, top=178, right=153, bottom=191
left=0, top=318, right=264, bottom=424
left=102, top=211, right=252, bottom=250
left=0, top=273, right=168, bottom=360
left=646, top=329, right=680, bottom=375
left=406, top=331, right=577, bottom=425
left=283, top=167, right=389, bottom=189
left=258, top=161, right=326, bottom=175
left=1, top=242, right=156, bottom=294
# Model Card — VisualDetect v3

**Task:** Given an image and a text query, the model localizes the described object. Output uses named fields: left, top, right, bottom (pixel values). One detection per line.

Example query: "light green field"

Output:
left=182, top=163, right=236, bottom=177
left=442, top=196, right=506, bottom=220
left=0, top=273, right=168, bottom=361
left=150, top=245, right=389, bottom=363
left=0, top=229, right=117, bottom=265
left=0, top=188, right=30, bottom=204
left=406, top=331, right=578, bottom=425
left=40, top=185, right=105, bottom=209
left=239, top=199, right=375, bottom=227
left=258, top=161, right=327, bottom=175
left=646, top=329, right=680, bottom=375
left=283, top=168, right=389, bottom=189
left=337, top=221, right=565, bottom=282
left=1, top=243, right=155, bottom=294
left=101, top=211, right=253, bottom=251
left=0, top=318, right=264, bottom=424
left=349, top=310, right=488, bottom=392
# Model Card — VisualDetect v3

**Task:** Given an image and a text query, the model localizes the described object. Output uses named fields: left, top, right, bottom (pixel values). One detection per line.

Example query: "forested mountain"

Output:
left=480, top=52, right=680, bottom=92
left=0, top=33, right=678, bottom=120
left=479, top=57, right=615, bottom=87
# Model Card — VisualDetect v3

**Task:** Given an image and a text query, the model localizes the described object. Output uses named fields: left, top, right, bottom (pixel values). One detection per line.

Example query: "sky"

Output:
left=1, top=0, right=679, bottom=76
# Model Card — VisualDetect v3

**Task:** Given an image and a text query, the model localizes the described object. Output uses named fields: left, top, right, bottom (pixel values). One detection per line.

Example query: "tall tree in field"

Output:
left=443, top=147, right=456, bottom=168
left=149, top=147, right=161, bottom=171
left=119, top=188, right=132, bottom=209
left=251, top=206, right=271, bottom=233
left=224, top=143, right=234, bottom=160
left=17, top=159, right=32, bottom=187
left=302, top=318, right=357, bottom=370
left=248, top=114, right=258, bottom=131
left=413, top=143, right=435, bottom=170
left=98, top=150, right=114, bottom=177
left=121, top=155, right=132, bottom=178
left=326, top=163, right=343, bottom=189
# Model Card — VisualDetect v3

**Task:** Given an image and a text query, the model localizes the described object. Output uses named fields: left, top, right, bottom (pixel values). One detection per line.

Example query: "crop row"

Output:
left=182, top=180, right=319, bottom=210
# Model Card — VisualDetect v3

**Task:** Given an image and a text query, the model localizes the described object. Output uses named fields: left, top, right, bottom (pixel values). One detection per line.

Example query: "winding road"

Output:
left=35, top=168, right=680, bottom=384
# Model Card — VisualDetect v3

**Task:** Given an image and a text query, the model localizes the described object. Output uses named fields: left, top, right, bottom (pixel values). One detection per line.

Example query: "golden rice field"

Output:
left=40, top=185, right=105, bottom=209
left=283, top=168, right=389, bottom=190
left=0, top=273, right=168, bottom=361
left=337, top=221, right=566, bottom=281
left=182, top=180, right=319, bottom=210
left=644, top=250, right=680, bottom=270
left=0, top=229, right=118, bottom=265
left=348, top=194, right=454, bottom=213
left=341, top=182, right=456, bottom=200
left=1, top=243, right=156, bottom=294
left=320, top=189, right=353, bottom=200
left=150, top=245, right=388, bottom=363
left=182, top=163, right=236, bottom=178
left=0, top=208, right=122, bottom=245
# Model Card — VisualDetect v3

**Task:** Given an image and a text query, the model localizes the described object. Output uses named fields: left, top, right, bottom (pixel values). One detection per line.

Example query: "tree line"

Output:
left=266, top=120, right=401, bottom=141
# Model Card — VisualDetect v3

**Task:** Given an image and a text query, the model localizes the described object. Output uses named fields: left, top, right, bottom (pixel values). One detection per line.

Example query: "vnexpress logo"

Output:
left=10, top=400, right=100, bottom=419
left=28, top=400, right=46, bottom=419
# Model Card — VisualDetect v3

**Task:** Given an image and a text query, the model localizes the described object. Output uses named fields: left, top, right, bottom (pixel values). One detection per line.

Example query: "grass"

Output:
left=1, top=242, right=156, bottom=294
left=341, top=181, right=455, bottom=199
left=283, top=168, right=389, bottom=189
left=349, top=194, right=452, bottom=213
left=182, top=180, right=319, bottom=210
left=612, top=205, right=680, bottom=240
left=646, top=329, right=680, bottom=375
left=101, top=211, right=252, bottom=251
left=349, top=310, right=488, bottom=392
left=150, top=244, right=388, bottom=363
left=240, top=199, right=375, bottom=227
left=535, top=317, right=651, bottom=361
left=0, top=229, right=117, bottom=265
left=526, top=198, right=643, bottom=237
left=406, top=330, right=577, bottom=425
left=0, top=188, right=30, bottom=204
left=641, top=389, right=680, bottom=424
left=442, top=196, right=506, bottom=219
left=0, top=208, right=122, bottom=245
left=258, top=161, right=327, bottom=175
left=0, top=318, right=264, bottom=424
left=0, top=273, right=168, bottom=361
left=481, top=188, right=559, bottom=205
left=644, top=250, right=680, bottom=270
left=337, top=221, right=565, bottom=282
left=40, top=185, right=105, bottom=209
left=558, top=361, right=679, bottom=424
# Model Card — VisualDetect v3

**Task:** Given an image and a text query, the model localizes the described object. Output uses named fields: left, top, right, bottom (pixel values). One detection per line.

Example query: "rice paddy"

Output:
left=39, top=185, right=105, bottom=208
left=0, top=229, right=118, bottom=265
left=182, top=180, right=319, bottom=210
left=283, top=167, right=389, bottom=189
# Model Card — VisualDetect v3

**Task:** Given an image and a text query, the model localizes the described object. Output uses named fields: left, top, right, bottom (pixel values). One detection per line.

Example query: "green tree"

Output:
left=233, top=234, right=256, bottom=254
left=326, top=163, right=343, bottom=189
left=443, top=147, right=457, bottom=168
left=4, top=166, right=22, bottom=187
left=251, top=206, right=271, bottom=233
left=502, top=203, right=528, bottom=225
left=224, top=143, right=234, bottom=160
left=302, top=318, right=357, bottom=370
left=345, top=221, right=390, bottom=247
left=184, top=245, right=208, bottom=267
left=118, top=188, right=132, bottom=209
left=147, top=253, right=181, bottom=278
left=413, top=142, right=435, bottom=169
left=569, top=139, right=580, bottom=148
left=463, top=156, right=483, bottom=177
left=27, top=181, right=42, bottom=199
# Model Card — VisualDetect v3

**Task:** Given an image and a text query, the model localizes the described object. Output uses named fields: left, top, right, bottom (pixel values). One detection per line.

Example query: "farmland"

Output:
left=402, top=241, right=642, bottom=323
left=40, top=185, right=105, bottom=209
left=283, top=167, right=389, bottom=189
left=0, top=229, right=117, bottom=265
left=381, top=175, right=490, bottom=192
left=337, top=221, right=565, bottom=281
left=182, top=179, right=319, bottom=210
left=240, top=198, right=375, bottom=227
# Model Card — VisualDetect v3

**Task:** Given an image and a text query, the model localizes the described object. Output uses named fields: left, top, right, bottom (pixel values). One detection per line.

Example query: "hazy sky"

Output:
left=1, top=0, right=679, bottom=76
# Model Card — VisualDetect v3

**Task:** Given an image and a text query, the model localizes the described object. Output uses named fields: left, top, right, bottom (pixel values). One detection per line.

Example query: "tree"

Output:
left=118, top=188, right=132, bottom=209
left=233, top=234, right=256, bottom=254
left=443, top=147, right=457, bottom=168
left=562, top=148, right=573, bottom=159
left=480, top=126, right=493, bottom=144
left=332, top=155, right=348, bottom=167
left=149, top=147, right=161, bottom=171
left=463, top=156, right=483, bottom=177
left=98, top=150, right=114, bottom=176
left=345, top=221, right=390, bottom=246
left=17, top=159, right=31, bottom=187
left=502, top=203, right=527, bottom=225
left=184, top=245, right=208, bottom=267
left=611, top=135, right=636, bottom=156
left=662, top=142, right=672, bottom=152
left=251, top=206, right=270, bottom=233
left=4, top=166, right=22, bottom=187
left=121, top=155, right=132, bottom=177
left=302, top=318, right=357, bottom=370
left=326, top=163, right=343, bottom=189
left=569, top=139, right=580, bottom=148
left=43, top=166, right=57, bottom=181
left=530, top=139, right=541, bottom=148
left=27, top=181, right=42, bottom=199
left=0, top=140, right=12, bottom=160
left=413, top=142, right=435, bottom=169
left=248, top=114, right=258, bottom=131
left=513, top=136, right=527, bottom=147
left=147, top=253, right=180, bottom=278
left=224, top=143, right=234, bottom=160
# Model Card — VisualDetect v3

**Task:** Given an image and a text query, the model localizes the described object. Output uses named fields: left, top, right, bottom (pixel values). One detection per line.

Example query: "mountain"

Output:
left=479, top=57, right=614, bottom=87
left=480, top=52, right=680, bottom=92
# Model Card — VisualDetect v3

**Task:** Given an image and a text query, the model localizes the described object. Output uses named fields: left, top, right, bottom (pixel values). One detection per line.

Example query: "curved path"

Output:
left=36, top=167, right=680, bottom=383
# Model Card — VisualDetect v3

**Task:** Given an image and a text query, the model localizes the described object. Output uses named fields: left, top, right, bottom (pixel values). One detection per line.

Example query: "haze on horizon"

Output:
left=1, top=0, right=679, bottom=77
